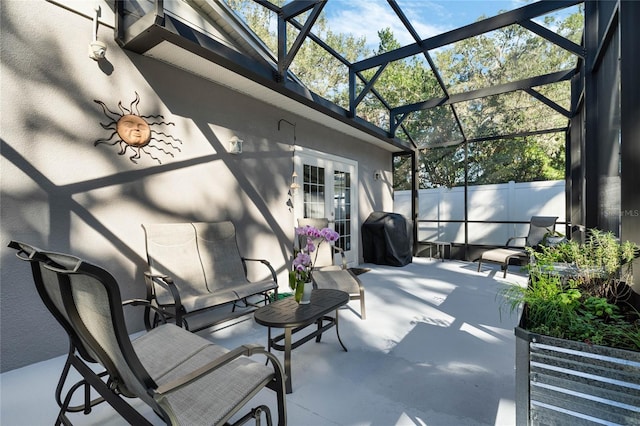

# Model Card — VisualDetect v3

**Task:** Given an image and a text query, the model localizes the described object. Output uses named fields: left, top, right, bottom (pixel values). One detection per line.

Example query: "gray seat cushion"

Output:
left=179, top=288, right=241, bottom=312
left=312, top=270, right=361, bottom=295
left=133, top=324, right=274, bottom=425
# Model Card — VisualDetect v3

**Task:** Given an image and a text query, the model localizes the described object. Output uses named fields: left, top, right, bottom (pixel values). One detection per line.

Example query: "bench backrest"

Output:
left=142, top=222, right=248, bottom=304
left=192, top=222, right=248, bottom=289
left=143, top=223, right=209, bottom=305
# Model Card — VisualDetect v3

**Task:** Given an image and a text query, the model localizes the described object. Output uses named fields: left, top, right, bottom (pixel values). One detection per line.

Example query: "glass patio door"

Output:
left=294, top=148, right=358, bottom=267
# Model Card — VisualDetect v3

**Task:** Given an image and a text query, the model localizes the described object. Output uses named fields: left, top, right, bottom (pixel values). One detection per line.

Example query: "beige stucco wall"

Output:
left=0, top=0, right=393, bottom=372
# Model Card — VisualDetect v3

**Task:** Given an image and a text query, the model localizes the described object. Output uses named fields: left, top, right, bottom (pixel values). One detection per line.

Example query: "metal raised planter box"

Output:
left=515, top=324, right=640, bottom=425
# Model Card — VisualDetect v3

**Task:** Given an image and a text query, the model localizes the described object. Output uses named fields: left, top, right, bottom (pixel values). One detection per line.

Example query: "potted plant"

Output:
left=500, top=229, right=640, bottom=425
left=289, top=225, right=339, bottom=304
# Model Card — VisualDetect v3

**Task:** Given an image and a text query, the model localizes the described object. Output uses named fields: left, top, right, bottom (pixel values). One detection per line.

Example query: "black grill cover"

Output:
left=362, top=212, right=412, bottom=266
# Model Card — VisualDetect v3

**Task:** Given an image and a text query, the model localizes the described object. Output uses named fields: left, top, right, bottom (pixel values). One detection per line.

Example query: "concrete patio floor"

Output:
left=0, top=257, right=528, bottom=426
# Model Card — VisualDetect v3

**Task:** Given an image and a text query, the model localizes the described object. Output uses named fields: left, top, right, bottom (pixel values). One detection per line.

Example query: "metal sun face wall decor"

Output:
left=94, top=92, right=182, bottom=164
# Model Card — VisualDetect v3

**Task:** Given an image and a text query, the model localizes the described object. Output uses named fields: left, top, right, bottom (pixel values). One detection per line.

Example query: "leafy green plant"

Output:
left=502, top=229, right=640, bottom=351
left=529, top=229, right=639, bottom=303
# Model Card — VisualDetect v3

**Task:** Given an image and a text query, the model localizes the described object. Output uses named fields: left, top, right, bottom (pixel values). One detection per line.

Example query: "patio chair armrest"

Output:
left=506, top=236, right=526, bottom=247
left=143, top=270, right=170, bottom=282
left=143, top=271, right=183, bottom=308
left=122, top=299, right=168, bottom=325
left=155, top=344, right=271, bottom=395
left=241, top=258, right=278, bottom=283
left=332, top=246, right=348, bottom=269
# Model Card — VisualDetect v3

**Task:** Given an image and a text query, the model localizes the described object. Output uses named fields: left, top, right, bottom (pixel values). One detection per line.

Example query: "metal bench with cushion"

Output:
left=142, top=221, right=278, bottom=331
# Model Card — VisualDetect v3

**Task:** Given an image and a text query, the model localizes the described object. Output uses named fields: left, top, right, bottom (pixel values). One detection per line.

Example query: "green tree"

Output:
left=413, top=9, right=582, bottom=188
left=393, top=155, right=413, bottom=191
left=224, top=0, right=367, bottom=109
left=224, top=1, right=581, bottom=189
left=358, top=28, right=444, bottom=130
left=288, top=20, right=367, bottom=109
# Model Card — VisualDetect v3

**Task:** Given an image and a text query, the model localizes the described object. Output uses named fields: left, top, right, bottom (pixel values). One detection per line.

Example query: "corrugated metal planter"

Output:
left=515, top=325, right=640, bottom=425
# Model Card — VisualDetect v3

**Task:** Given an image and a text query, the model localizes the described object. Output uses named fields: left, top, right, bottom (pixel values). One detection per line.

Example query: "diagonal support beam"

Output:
left=353, top=0, right=582, bottom=73
left=387, top=0, right=464, bottom=145
left=524, top=88, right=572, bottom=118
left=519, top=19, right=585, bottom=58
left=390, top=112, right=408, bottom=135
left=387, top=0, right=449, bottom=96
left=277, top=1, right=325, bottom=80
left=391, top=69, right=576, bottom=117
left=351, top=64, right=388, bottom=115
left=284, top=12, right=394, bottom=117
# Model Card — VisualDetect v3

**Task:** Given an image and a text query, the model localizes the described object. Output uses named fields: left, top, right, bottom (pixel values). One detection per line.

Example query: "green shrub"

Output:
left=502, top=229, right=640, bottom=351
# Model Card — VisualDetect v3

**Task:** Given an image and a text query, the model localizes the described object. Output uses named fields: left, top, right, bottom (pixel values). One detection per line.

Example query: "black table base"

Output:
left=254, top=289, right=349, bottom=393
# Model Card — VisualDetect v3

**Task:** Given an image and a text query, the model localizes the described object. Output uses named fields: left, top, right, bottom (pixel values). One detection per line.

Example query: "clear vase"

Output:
left=297, top=281, right=313, bottom=304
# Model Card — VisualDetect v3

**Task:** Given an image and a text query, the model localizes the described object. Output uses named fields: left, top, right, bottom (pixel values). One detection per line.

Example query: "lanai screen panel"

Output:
left=454, top=91, right=569, bottom=140
left=220, top=0, right=583, bottom=149
left=395, top=0, right=510, bottom=36
left=406, top=107, right=464, bottom=149
left=433, top=26, right=580, bottom=95
left=356, top=92, right=390, bottom=132
left=315, top=0, right=420, bottom=61
left=360, top=57, right=445, bottom=109
left=224, top=0, right=280, bottom=57
left=287, top=31, right=352, bottom=109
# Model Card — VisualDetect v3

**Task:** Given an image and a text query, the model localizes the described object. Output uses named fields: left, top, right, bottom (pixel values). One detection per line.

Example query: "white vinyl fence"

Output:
left=394, top=180, right=565, bottom=246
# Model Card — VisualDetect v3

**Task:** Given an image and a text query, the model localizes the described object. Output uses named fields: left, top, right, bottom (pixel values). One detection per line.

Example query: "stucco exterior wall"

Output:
left=0, top=0, right=393, bottom=372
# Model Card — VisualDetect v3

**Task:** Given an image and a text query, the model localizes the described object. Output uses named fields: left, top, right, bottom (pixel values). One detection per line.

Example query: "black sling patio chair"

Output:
left=9, top=241, right=286, bottom=426
left=8, top=241, right=110, bottom=418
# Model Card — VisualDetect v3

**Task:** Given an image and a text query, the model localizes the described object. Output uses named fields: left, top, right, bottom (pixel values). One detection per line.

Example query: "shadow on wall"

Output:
left=0, top=1, right=292, bottom=371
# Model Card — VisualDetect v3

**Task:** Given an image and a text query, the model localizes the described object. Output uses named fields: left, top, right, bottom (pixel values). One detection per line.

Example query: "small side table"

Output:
left=254, top=289, right=349, bottom=393
left=429, top=241, right=451, bottom=261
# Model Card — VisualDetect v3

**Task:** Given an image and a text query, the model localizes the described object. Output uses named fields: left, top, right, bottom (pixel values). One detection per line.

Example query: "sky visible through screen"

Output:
left=321, top=0, right=542, bottom=49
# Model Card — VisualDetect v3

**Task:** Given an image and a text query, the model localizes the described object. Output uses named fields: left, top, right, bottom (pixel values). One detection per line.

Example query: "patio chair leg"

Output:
left=57, top=378, right=89, bottom=425
left=231, top=405, right=272, bottom=426
left=68, top=355, right=153, bottom=425
left=55, top=350, right=74, bottom=409
left=55, top=344, right=107, bottom=416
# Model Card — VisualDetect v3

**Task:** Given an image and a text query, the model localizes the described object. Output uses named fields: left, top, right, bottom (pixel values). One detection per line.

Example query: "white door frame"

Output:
left=293, top=147, right=359, bottom=267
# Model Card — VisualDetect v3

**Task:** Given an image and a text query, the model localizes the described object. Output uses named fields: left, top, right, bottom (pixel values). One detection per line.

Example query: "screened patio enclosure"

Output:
left=117, top=1, right=640, bottom=275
